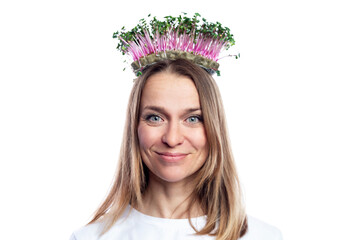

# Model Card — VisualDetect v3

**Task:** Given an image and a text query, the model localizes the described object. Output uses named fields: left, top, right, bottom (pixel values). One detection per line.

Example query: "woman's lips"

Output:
left=155, top=152, right=188, bottom=162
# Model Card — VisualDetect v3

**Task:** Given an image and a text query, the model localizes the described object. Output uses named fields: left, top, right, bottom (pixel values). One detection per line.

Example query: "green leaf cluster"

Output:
left=113, top=13, right=236, bottom=54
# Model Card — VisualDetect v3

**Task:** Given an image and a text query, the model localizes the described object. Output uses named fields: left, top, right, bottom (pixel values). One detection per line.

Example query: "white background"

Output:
left=0, top=0, right=359, bottom=239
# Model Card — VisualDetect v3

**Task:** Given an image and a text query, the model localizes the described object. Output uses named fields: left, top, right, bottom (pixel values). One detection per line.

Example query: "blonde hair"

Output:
left=89, top=59, right=248, bottom=239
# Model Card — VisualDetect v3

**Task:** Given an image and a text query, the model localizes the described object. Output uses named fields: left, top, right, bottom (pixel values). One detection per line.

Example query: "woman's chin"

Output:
left=150, top=169, right=195, bottom=185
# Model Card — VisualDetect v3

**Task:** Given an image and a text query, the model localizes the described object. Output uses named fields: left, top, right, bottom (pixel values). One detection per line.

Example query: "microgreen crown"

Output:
left=113, top=13, right=239, bottom=75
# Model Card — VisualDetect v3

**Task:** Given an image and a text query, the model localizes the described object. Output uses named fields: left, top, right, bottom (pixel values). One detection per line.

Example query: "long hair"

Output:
left=88, top=59, right=248, bottom=239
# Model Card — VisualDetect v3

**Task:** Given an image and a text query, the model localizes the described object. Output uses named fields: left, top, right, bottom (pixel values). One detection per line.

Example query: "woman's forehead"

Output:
left=140, top=72, right=201, bottom=110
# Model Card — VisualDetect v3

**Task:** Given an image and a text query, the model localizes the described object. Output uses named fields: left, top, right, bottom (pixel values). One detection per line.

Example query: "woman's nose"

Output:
left=161, top=122, right=184, bottom=147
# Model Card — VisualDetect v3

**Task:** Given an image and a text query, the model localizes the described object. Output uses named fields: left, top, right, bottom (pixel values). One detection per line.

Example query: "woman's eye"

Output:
left=186, top=116, right=202, bottom=124
left=146, top=115, right=163, bottom=122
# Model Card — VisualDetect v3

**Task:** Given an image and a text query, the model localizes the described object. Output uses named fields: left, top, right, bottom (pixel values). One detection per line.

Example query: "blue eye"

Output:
left=186, top=116, right=202, bottom=123
left=146, top=115, right=162, bottom=122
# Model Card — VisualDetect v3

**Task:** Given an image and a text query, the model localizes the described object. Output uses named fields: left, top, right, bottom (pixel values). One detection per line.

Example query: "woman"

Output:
left=70, top=59, right=283, bottom=239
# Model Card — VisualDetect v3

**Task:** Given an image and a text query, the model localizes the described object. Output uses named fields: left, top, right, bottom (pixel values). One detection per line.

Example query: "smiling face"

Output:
left=137, top=71, right=209, bottom=184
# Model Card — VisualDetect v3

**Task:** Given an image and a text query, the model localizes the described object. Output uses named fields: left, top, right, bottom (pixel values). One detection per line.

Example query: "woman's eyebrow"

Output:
left=142, top=106, right=166, bottom=114
left=142, top=106, right=201, bottom=115
left=184, top=108, right=202, bottom=114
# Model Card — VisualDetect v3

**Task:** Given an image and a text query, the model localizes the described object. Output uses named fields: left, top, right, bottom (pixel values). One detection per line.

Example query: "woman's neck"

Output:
left=135, top=173, right=203, bottom=219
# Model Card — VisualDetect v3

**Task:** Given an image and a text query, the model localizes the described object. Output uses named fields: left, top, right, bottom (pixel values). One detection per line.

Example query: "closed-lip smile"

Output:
left=155, top=151, right=189, bottom=162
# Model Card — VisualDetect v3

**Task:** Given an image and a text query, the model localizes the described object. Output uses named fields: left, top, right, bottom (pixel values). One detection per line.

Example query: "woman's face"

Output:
left=138, top=72, right=209, bottom=184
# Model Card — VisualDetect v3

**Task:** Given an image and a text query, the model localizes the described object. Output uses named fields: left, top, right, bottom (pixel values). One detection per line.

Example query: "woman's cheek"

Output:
left=138, top=124, right=161, bottom=149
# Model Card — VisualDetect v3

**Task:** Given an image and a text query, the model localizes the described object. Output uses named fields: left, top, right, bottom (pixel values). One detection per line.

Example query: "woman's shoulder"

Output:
left=241, top=216, right=283, bottom=240
left=70, top=214, right=283, bottom=240
left=70, top=206, right=133, bottom=240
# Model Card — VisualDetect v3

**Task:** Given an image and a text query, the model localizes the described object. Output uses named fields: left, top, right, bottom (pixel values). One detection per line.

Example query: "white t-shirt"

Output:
left=70, top=207, right=282, bottom=240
